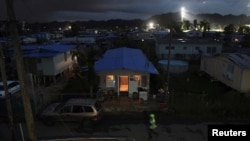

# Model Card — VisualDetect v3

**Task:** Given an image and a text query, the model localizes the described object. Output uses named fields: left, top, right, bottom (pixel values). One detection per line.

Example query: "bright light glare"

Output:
left=149, top=22, right=154, bottom=29
left=181, top=7, right=185, bottom=22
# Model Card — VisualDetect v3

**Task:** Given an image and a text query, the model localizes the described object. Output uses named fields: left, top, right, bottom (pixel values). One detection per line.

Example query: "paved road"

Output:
left=37, top=118, right=209, bottom=141
left=1, top=112, right=250, bottom=141
left=1, top=113, right=209, bottom=141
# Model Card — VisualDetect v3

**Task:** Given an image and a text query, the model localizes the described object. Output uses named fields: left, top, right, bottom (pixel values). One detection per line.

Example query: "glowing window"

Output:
left=106, top=75, right=115, bottom=87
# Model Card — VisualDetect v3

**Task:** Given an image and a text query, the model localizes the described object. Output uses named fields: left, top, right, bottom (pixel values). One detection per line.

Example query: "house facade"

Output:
left=95, top=47, right=159, bottom=99
left=20, top=44, right=76, bottom=85
left=156, top=38, right=222, bottom=60
left=200, top=53, right=250, bottom=93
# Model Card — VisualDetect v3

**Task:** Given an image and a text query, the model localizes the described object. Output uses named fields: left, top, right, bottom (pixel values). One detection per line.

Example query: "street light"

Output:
left=181, top=7, right=185, bottom=22
left=148, top=22, right=154, bottom=29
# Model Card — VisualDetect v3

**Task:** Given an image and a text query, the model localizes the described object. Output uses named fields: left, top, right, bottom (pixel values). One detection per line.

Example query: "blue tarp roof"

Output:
left=95, top=47, right=159, bottom=74
left=19, top=44, right=75, bottom=58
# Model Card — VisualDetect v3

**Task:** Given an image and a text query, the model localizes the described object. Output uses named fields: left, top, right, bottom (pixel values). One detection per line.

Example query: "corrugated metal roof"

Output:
left=224, top=53, right=250, bottom=68
left=94, top=47, right=159, bottom=74
left=20, top=44, right=75, bottom=58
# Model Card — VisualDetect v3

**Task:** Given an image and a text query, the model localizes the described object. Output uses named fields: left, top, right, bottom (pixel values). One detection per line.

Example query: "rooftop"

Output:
left=95, top=47, right=159, bottom=74
left=223, top=53, right=250, bottom=69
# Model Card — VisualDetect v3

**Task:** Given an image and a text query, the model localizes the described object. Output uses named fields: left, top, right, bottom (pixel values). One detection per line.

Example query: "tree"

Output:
left=193, top=19, right=198, bottom=29
left=72, top=47, right=101, bottom=96
left=183, top=20, right=192, bottom=30
left=71, top=22, right=82, bottom=36
left=238, top=25, right=250, bottom=34
left=199, top=20, right=210, bottom=37
left=239, top=26, right=250, bottom=48
left=224, top=24, right=236, bottom=35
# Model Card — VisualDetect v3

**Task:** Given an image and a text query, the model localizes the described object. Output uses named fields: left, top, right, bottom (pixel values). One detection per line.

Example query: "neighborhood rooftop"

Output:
left=223, top=53, right=250, bottom=69
left=95, top=47, right=159, bottom=74
left=18, top=44, right=75, bottom=58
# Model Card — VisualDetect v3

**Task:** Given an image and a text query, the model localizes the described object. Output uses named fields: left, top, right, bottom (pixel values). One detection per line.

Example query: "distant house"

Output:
left=59, top=36, right=96, bottom=45
left=184, top=29, right=203, bottom=38
left=95, top=47, right=159, bottom=99
left=20, top=36, right=37, bottom=44
left=128, top=31, right=155, bottom=41
left=231, top=33, right=245, bottom=43
left=30, top=32, right=52, bottom=43
left=18, top=44, right=76, bottom=85
left=200, top=53, right=250, bottom=93
left=156, top=38, right=222, bottom=60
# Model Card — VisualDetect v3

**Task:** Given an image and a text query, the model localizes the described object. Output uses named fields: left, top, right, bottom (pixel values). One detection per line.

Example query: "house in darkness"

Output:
left=200, top=53, right=250, bottom=93
left=156, top=38, right=222, bottom=60
left=95, top=47, right=159, bottom=99
left=16, top=44, right=76, bottom=85
left=184, top=29, right=203, bottom=38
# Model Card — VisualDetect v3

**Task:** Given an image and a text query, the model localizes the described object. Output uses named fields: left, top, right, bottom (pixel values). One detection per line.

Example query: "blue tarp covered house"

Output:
left=95, top=47, right=159, bottom=99
left=10, top=44, right=76, bottom=85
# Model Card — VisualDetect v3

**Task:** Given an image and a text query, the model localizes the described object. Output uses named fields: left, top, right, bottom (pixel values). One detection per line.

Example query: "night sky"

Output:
left=1, top=0, right=250, bottom=22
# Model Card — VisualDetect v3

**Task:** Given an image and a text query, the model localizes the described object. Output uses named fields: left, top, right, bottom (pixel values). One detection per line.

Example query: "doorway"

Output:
left=119, top=76, right=128, bottom=92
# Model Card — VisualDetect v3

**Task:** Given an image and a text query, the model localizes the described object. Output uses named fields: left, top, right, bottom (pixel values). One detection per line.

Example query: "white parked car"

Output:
left=40, top=98, right=104, bottom=126
left=0, top=80, right=20, bottom=99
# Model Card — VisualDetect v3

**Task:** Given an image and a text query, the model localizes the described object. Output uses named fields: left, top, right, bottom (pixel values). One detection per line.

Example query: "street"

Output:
left=0, top=112, right=211, bottom=141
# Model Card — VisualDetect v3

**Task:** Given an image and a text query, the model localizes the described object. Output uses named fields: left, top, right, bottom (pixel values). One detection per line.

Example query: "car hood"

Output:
left=41, top=103, right=61, bottom=116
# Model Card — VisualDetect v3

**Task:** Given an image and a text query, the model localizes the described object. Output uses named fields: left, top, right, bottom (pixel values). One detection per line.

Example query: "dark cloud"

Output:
left=1, top=0, right=249, bottom=22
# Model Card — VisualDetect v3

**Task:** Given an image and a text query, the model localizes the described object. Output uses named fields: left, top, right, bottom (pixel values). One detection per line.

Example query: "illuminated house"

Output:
left=95, top=47, right=159, bottom=99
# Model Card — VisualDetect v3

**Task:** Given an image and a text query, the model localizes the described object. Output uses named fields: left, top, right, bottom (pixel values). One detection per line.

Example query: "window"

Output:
left=72, top=105, right=83, bottom=113
left=8, top=82, right=18, bottom=88
left=84, top=106, right=94, bottom=113
left=61, top=106, right=71, bottom=113
left=106, top=75, right=114, bottom=80
left=227, top=64, right=234, bottom=74
left=106, top=75, right=115, bottom=87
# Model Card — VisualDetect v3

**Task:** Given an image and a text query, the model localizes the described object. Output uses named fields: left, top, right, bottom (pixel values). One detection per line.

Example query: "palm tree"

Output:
left=199, top=20, right=210, bottom=37
left=72, top=47, right=101, bottom=97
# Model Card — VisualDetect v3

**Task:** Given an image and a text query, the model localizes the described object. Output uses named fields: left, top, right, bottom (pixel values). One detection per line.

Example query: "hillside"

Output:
left=147, top=12, right=250, bottom=26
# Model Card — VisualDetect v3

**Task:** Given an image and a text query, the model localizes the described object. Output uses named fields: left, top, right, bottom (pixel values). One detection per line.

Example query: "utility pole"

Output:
left=5, top=0, right=37, bottom=140
left=0, top=45, right=17, bottom=141
left=166, top=26, right=172, bottom=109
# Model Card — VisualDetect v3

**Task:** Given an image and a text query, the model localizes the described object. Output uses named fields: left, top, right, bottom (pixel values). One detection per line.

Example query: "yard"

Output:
left=165, top=64, right=250, bottom=121
left=59, top=63, right=250, bottom=122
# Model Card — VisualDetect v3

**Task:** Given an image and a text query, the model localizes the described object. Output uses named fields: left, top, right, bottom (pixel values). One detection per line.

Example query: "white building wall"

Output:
left=41, top=51, right=73, bottom=75
left=97, top=69, right=150, bottom=95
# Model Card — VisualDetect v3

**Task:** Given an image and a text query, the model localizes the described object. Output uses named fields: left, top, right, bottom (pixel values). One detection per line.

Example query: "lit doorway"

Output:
left=119, top=76, right=128, bottom=92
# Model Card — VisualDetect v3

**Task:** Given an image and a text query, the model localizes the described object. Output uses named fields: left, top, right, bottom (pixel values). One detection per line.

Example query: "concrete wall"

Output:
left=42, top=51, right=73, bottom=75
